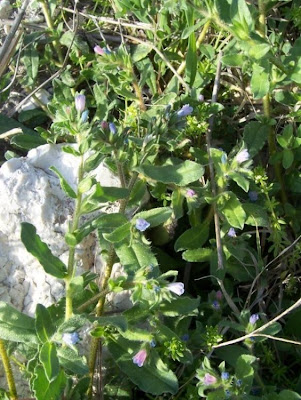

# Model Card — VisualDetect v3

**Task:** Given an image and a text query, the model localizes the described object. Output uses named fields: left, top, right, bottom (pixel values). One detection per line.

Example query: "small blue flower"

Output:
left=236, top=379, right=242, bottom=387
left=198, top=94, right=205, bottom=102
left=221, top=153, right=227, bottom=164
left=212, top=300, right=220, bottom=310
left=81, top=110, right=89, bottom=123
left=150, top=339, right=156, bottom=347
left=62, top=332, right=80, bottom=346
left=228, top=228, right=236, bottom=238
left=182, top=334, right=189, bottom=342
left=109, top=122, right=117, bottom=134
left=249, top=314, right=259, bottom=325
left=225, top=389, right=231, bottom=398
left=221, top=372, right=230, bottom=380
left=177, top=104, right=193, bottom=117
left=153, top=285, right=161, bottom=293
left=135, top=218, right=150, bottom=232
left=248, top=191, right=258, bottom=202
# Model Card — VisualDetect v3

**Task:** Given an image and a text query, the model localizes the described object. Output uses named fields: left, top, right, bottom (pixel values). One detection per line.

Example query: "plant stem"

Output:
left=258, top=0, right=287, bottom=204
left=39, top=0, right=64, bottom=64
left=87, top=171, right=138, bottom=398
left=177, top=19, right=211, bottom=76
left=65, top=154, right=84, bottom=321
left=0, top=339, right=18, bottom=400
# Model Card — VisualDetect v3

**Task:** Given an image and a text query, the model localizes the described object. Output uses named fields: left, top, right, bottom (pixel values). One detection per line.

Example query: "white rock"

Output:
left=0, top=143, right=134, bottom=393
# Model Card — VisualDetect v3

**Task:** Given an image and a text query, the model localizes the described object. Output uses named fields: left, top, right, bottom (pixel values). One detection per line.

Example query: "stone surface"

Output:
left=0, top=143, right=133, bottom=394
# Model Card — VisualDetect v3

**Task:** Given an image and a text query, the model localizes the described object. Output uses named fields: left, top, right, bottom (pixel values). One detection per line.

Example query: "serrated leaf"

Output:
left=136, top=160, right=204, bottom=186
left=49, top=166, right=76, bottom=199
left=21, top=222, right=67, bottom=279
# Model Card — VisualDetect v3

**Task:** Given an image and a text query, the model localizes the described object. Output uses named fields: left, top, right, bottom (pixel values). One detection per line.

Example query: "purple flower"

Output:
left=94, top=45, right=111, bottom=55
left=132, top=349, right=147, bottom=367
left=235, top=149, right=250, bottom=163
left=212, top=300, right=220, bottom=310
left=186, top=189, right=196, bottom=198
left=228, top=228, right=236, bottom=238
left=135, top=218, right=150, bottom=232
left=182, top=334, right=189, bottom=342
left=75, top=95, right=86, bottom=113
left=221, top=372, right=230, bottom=380
left=167, top=282, right=185, bottom=296
left=94, top=45, right=105, bottom=55
left=248, top=191, right=258, bottom=202
left=203, top=373, right=217, bottom=385
left=249, top=314, right=259, bottom=325
left=216, top=290, right=223, bottom=300
left=81, top=110, right=89, bottom=123
left=62, top=332, right=80, bottom=346
left=177, top=104, right=193, bottom=117
left=101, top=120, right=109, bottom=130
left=109, top=122, right=117, bottom=134
left=198, top=94, right=205, bottom=102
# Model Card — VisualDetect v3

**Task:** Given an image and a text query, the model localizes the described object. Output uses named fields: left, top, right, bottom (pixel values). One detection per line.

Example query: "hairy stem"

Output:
left=0, top=339, right=18, bottom=400
left=87, top=171, right=138, bottom=397
left=258, top=0, right=287, bottom=204
left=39, top=0, right=64, bottom=64
left=65, top=154, right=84, bottom=321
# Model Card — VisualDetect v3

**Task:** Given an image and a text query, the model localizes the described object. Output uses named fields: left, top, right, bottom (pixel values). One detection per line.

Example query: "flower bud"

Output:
left=75, top=94, right=86, bottom=113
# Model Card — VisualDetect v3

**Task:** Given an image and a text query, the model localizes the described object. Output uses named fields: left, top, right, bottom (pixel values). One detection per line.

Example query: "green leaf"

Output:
left=171, top=189, right=184, bottom=219
left=108, top=337, right=178, bottom=395
left=217, top=192, right=246, bottom=230
left=182, top=248, right=212, bottom=262
left=119, top=328, right=153, bottom=342
left=282, top=148, right=294, bottom=169
left=175, top=224, right=209, bottom=251
left=159, top=296, right=200, bottom=316
left=222, top=53, right=246, bottom=67
left=132, top=44, right=152, bottom=62
left=73, top=213, right=128, bottom=244
left=103, top=222, right=131, bottom=243
left=21, top=222, right=67, bottom=279
left=93, top=316, right=128, bottom=333
left=186, top=29, right=197, bottom=86
left=81, top=184, right=129, bottom=214
left=0, top=302, right=38, bottom=343
left=248, top=42, right=270, bottom=60
left=32, top=365, right=66, bottom=399
left=134, top=207, right=172, bottom=228
left=243, top=121, right=268, bottom=157
left=10, top=134, right=47, bottom=150
left=57, top=347, right=89, bottom=376
left=136, top=160, right=204, bottom=186
left=279, top=390, right=301, bottom=400
left=49, top=166, right=76, bottom=199
left=23, top=44, right=39, bottom=84
left=250, top=63, right=270, bottom=99
left=243, top=204, right=269, bottom=227
left=35, top=304, right=56, bottom=343
left=228, top=172, right=249, bottom=192
left=115, top=241, right=157, bottom=274
left=235, top=354, right=256, bottom=391
left=40, top=342, right=60, bottom=382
